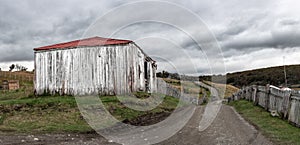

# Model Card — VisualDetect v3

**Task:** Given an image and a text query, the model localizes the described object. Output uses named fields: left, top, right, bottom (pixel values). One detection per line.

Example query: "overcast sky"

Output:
left=0, top=0, right=300, bottom=75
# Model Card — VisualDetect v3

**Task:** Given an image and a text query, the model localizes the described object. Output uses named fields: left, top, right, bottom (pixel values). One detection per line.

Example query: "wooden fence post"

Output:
left=282, top=91, right=292, bottom=119
left=248, top=87, right=253, bottom=101
left=265, top=84, right=270, bottom=111
left=253, top=85, right=259, bottom=106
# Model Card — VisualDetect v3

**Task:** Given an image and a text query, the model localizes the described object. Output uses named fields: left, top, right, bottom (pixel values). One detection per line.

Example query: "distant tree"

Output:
left=0, top=68, right=1, bottom=71
left=157, top=71, right=182, bottom=80
left=21, top=67, right=28, bottom=71
left=15, top=64, right=20, bottom=71
left=156, top=72, right=162, bottom=78
left=170, top=73, right=180, bottom=80
left=9, top=64, right=15, bottom=71
left=15, top=64, right=28, bottom=71
left=162, top=71, right=170, bottom=78
left=157, top=71, right=170, bottom=78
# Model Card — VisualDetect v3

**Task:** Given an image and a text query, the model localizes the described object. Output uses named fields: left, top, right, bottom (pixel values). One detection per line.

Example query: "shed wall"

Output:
left=34, top=43, right=156, bottom=95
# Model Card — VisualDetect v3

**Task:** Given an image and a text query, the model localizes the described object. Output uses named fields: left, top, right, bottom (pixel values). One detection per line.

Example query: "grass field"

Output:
left=229, top=100, right=300, bottom=145
left=0, top=72, right=182, bottom=133
left=0, top=94, right=91, bottom=133
left=0, top=92, right=181, bottom=133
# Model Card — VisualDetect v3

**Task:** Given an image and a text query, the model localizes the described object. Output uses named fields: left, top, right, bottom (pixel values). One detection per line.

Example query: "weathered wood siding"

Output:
left=231, top=85, right=300, bottom=127
left=34, top=43, right=157, bottom=96
left=289, top=93, right=300, bottom=126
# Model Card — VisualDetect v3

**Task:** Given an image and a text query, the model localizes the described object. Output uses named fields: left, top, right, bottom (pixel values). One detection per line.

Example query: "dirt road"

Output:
left=0, top=104, right=272, bottom=145
left=157, top=105, right=272, bottom=145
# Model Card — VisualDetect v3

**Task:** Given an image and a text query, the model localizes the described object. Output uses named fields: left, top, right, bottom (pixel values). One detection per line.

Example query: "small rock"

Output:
left=33, top=138, right=39, bottom=141
left=21, top=140, right=25, bottom=143
left=71, top=138, right=74, bottom=140
left=108, top=140, right=113, bottom=143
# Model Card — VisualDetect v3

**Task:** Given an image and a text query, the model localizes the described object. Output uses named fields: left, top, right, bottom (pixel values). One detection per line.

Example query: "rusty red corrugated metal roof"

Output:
left=34, top=36, right=133, bottom=51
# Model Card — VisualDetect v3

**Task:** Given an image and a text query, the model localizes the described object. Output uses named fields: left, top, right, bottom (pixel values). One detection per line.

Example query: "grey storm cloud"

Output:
left=0, top=0, right=300, bottom=74
left=222, top=28, right=300, bottom=50
left=0, top=0, right=105, bottom=62
left=280, top=19, right=300, bottom=26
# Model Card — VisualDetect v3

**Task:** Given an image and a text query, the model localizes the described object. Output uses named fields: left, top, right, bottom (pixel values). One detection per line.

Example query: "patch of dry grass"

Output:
left=292, top=88, right=300, bottom=91
left=203, top=81, right=239, bottom=98
left=162, top=78, right=210, bottom=98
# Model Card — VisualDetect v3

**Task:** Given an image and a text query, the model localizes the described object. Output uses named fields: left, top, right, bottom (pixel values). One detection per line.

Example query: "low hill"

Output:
left=199, top=65, right=300, bottom=88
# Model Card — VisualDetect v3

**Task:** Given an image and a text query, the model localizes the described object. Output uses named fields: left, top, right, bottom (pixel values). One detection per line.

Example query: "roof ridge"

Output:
left=34, top=36, right=132, bottom=51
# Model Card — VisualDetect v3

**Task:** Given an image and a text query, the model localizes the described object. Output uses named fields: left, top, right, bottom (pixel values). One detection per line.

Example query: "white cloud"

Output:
left=0, top=0, right=299, bottom=74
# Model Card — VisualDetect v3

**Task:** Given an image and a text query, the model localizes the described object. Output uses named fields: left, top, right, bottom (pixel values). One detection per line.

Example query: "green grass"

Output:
left=229, top=100, right=300, bottom=145
left=0, top=95, right=76, bottom=106
left=100, top=93, right=181, bottom=121
left=0, top=81, right=34, bottom=101
left=0, top=90, right=182, bottom=133
left=0, top=95, right=91, bottom=133
left=0, top=72, right=184, bottom=133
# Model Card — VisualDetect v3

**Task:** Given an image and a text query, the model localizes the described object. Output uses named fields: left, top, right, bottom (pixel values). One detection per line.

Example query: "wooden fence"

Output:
left=230, top=85, right=300, bottom=127
left=0, top=71, right=34, bottom=82
left=156, top=78, right=202, bottom=105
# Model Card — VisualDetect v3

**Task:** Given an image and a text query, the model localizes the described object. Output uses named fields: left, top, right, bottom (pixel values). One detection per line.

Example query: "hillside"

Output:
left=0, top=71, right=34, bottom=84
left=199, top=65, right=300, bottom=88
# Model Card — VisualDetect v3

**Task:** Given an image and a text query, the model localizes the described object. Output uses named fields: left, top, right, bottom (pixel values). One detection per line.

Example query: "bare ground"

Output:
left=0, top=105, right=272, bottom=145
left=157, top=105, right=272, bottom=145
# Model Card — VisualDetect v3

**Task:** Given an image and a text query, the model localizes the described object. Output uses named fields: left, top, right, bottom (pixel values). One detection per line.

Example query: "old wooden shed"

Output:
left=34, top=36, right=157, bottom=96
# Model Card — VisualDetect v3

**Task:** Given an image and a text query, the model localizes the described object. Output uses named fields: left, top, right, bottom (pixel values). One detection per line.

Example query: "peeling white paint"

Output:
left=34, top=43, right=157, bottom=96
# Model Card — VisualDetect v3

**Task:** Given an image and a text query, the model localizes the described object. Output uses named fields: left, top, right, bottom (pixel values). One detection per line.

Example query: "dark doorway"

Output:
left=144, top=61, right=148, bottom=79
left=144, top=61, right=149, bottom=92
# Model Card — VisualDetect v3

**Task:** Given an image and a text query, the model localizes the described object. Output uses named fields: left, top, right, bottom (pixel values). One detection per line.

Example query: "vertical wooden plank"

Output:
left=253, top=85, right=259, bottom=105
left=282, top=91, right=292, bottom=119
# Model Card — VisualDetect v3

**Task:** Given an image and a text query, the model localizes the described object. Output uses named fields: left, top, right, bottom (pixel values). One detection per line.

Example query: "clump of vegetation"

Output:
left=156, top=71, right=180, bottom=80
left=100, top=94, right=181, bottom=125
left=229, top=100, right=300, bottom=144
